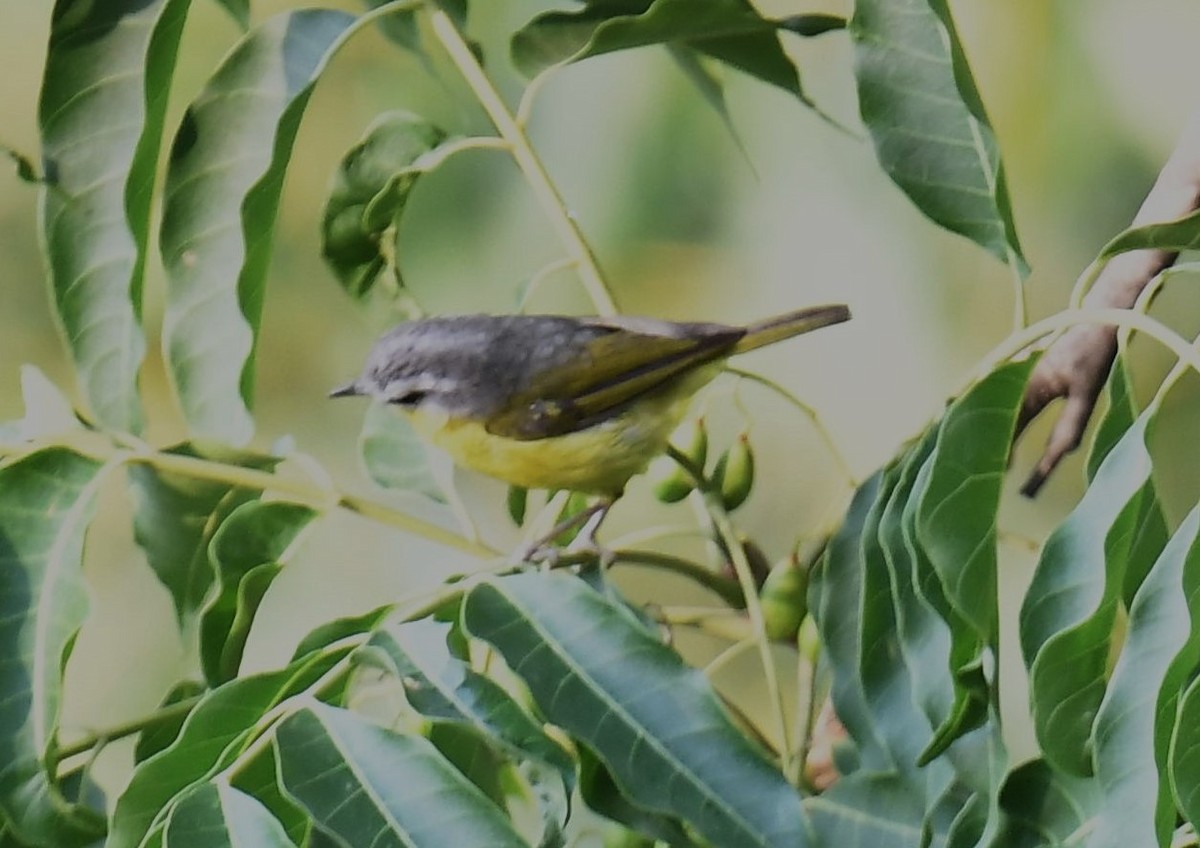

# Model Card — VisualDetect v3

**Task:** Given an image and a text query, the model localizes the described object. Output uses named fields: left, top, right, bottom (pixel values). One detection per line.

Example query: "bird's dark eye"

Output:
left=391, top=390, right=426, bottom=407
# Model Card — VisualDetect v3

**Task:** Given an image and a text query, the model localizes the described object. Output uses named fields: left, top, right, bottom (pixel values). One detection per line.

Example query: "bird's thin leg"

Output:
left=515, top=496, right=616, bottom=567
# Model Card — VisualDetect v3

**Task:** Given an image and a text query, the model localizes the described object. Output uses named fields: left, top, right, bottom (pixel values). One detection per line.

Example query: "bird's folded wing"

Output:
left=485, top=324, right=742, bottom=440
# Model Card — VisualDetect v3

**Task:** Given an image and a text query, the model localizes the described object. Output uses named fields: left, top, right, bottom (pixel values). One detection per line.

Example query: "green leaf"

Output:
left=135, top=680, right=207, bottom=764
left=127, top=442, right=279, bottom=622
left=365, top=0, right=467, bottom=55
left=0, top=448, right=108, bottom=847
left=463, top=572, right=808, bottom=848
left=511, top=0, right=817, bottom=107
left=364, top=618, right=575, bottom=787
left=321, top=111, right=450, bottom=300
left=1020, top=411, right=1163, bottom=776
left=38, top=0, right=191, bottom=432
left=809, top=471, right=892, bottom=770
left=1085, top=357, right=1168, bottom=604
left=360, top=400, right=447, bottom=501
left=227, top=742, right=311, bottom=846
left=163, top=782, right=292, bottom=847
left=291, top=603, right=395, bottom=662
left=804, top=773, right=926, bottom=846
left=916, top=358, right=1037, bottom=641
left=984, top=759, right=1099, bottom=847
left=275, top=702, right=527, bottom=847
left=576, top=747, right=692, bottom=846
left=1172, top=674, right=1200, bottom=826
left=1091, top=507, right=1200, bottom=847
left=850, top=0, right=1026, bottom=272
left=199, top=501, right=317, bottom=685
left=161, top=9, right=356, bottom=444
left=109, top=650, right=350, bottom=848
left=1100, top=207, right=1200, bottom=258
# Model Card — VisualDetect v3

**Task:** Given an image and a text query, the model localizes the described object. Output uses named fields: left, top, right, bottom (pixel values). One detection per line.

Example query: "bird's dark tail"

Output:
left=734, top=304, right=851, bottom=354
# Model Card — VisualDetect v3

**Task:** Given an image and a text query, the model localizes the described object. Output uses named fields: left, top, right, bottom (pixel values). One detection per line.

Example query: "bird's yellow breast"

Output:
left=404, top=372, right=713, bottom=494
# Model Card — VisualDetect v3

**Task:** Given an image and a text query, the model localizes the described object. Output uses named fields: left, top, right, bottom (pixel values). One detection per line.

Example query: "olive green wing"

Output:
left=485, top=322, right=742, bottom=440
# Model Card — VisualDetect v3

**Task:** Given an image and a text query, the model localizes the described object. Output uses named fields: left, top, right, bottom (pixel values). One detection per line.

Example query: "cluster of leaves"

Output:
left=8, top=0, right=1200, bottom=846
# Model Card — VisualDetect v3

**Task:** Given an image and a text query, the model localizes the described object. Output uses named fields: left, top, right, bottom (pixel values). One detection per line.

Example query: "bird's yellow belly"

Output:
left=405, top=381, right=707, bottom=494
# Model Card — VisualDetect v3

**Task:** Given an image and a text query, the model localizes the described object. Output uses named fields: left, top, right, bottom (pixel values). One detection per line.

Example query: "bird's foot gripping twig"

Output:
left=514, top=497, right=616, bottom=569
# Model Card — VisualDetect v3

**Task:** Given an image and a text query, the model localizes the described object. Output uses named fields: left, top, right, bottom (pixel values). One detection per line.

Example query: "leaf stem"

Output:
left=667, top=446, right=793, bottom=776
left=56, top=694, right=204, bottom=763
left=612, top=549, right=744, bottom=607
left=428, top=9, right=618, bottom=316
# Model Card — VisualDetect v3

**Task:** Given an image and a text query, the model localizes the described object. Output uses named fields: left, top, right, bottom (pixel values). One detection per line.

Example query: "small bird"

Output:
left=332, top=305, right=850, bottom=550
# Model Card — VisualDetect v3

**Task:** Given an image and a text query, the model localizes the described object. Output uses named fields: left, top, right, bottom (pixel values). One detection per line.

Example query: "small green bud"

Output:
left=760, top=553, right=808, bottom=642
left=797, top=615, right=820, bottom=662
left=649, top=454, right=694, bottom=503
left=678, top=416, right=708, bottom=469
left=714, top=433, right=755, bottom=511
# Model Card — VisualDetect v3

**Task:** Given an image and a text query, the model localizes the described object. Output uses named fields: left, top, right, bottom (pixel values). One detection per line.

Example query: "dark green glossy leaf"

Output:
left=163, top=782, right=291, bottom=847
left=984, top=759, right=1099, bottom=848
left=464, top=572, right=808, bottom=848
left=360, top=400, right=446, bottom=501
left=809, top=472, right=891, bottom=770
left=363, top=618, right=575, bottom=788
left=199, top=501, right=316, bottom=685
left=1092, top=507, right=1200, bottom=847
left=38, top=0, right=190, bottom=432
left=275, top=702, right=526, bottom=847
left=291, top=603, right=394, bottom=662
left=804, top=773, right=925, bottom=846
left=1020, top=412, right=1162, bottom=776
left=511, top=0, right=816, bottom=107
left=135, top=680, right=206, bottom=764
left=161, top=9, right=356, bottom=443
left=577, top=747, right=692, bottom=846
left=321, top=111, right=450, bottom=300
left=109, top=650, right=350, bottom=848
left=0, top=448, right=108, bottom=846
left=851, top=0, right=1026, bottom=272
left=1085, top=357, right=1168, bottom=604
left=128, top=442, right=279, bottom=623
left=916, top=358, right=1037, bottom=641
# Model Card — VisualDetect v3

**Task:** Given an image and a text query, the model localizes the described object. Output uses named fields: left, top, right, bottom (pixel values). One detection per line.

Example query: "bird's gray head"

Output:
left=330, top=315, right=595, bottom=420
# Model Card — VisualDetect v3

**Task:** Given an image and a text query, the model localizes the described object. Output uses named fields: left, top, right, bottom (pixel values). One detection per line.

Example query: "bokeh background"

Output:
left=3, top=0, right=1200, bottom=805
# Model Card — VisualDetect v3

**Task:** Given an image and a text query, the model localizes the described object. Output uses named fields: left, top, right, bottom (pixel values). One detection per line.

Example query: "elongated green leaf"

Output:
left=1172, top=674, right=1200, bottom=825
left=135, top=680, right=207, bottom=764
left=213, top=0, right=249, bottom=29
left=360, top=401, right=447, bottom=501
left=163, top=782, right=291, bottom=847
left=1090, top=507, right=1200, bottom=847
left=851, top=0, right=1025, bottom=271
left=1021, top=412, right=1163, bottom=776
left=511, top=0, right=816, bottom=106
left=161, top=9, right=356, bottom=443
left=321, top=111, right=449, bottom=299
left=291, top=603, right=395, bottom=662
left=917, top=358, right=1037, bottom=641
left=576, top=746, right=691, bottom=846
left=109, top=650, right=349, bottom=848
left=228, top=742, right=311, bottom=846
left=364, top=618, right=575, bottom=786
left=1100, top=208, right=1200, bottom=258
left=199, top=501, right=317, bottom=685
left=464, top=573, right=807, bottom=848
left=810, top=471, right=891, bottom=770
left=128, top=443, right=279, bottom=622
left=0, top=448, right=108, bottom=846
left=804, top=774, right=925, bottom=846
left=1085, top=357, right=1168, bottom=605
left=275, top=702, right=526, bottom=847
left=38, top=0, right=190, bottom=432
left=985, top=759, right=1099, bottom=848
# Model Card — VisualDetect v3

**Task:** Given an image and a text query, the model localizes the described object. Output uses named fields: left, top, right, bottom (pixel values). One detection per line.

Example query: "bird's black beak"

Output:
left=329, top=382, right=361, bottom=399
